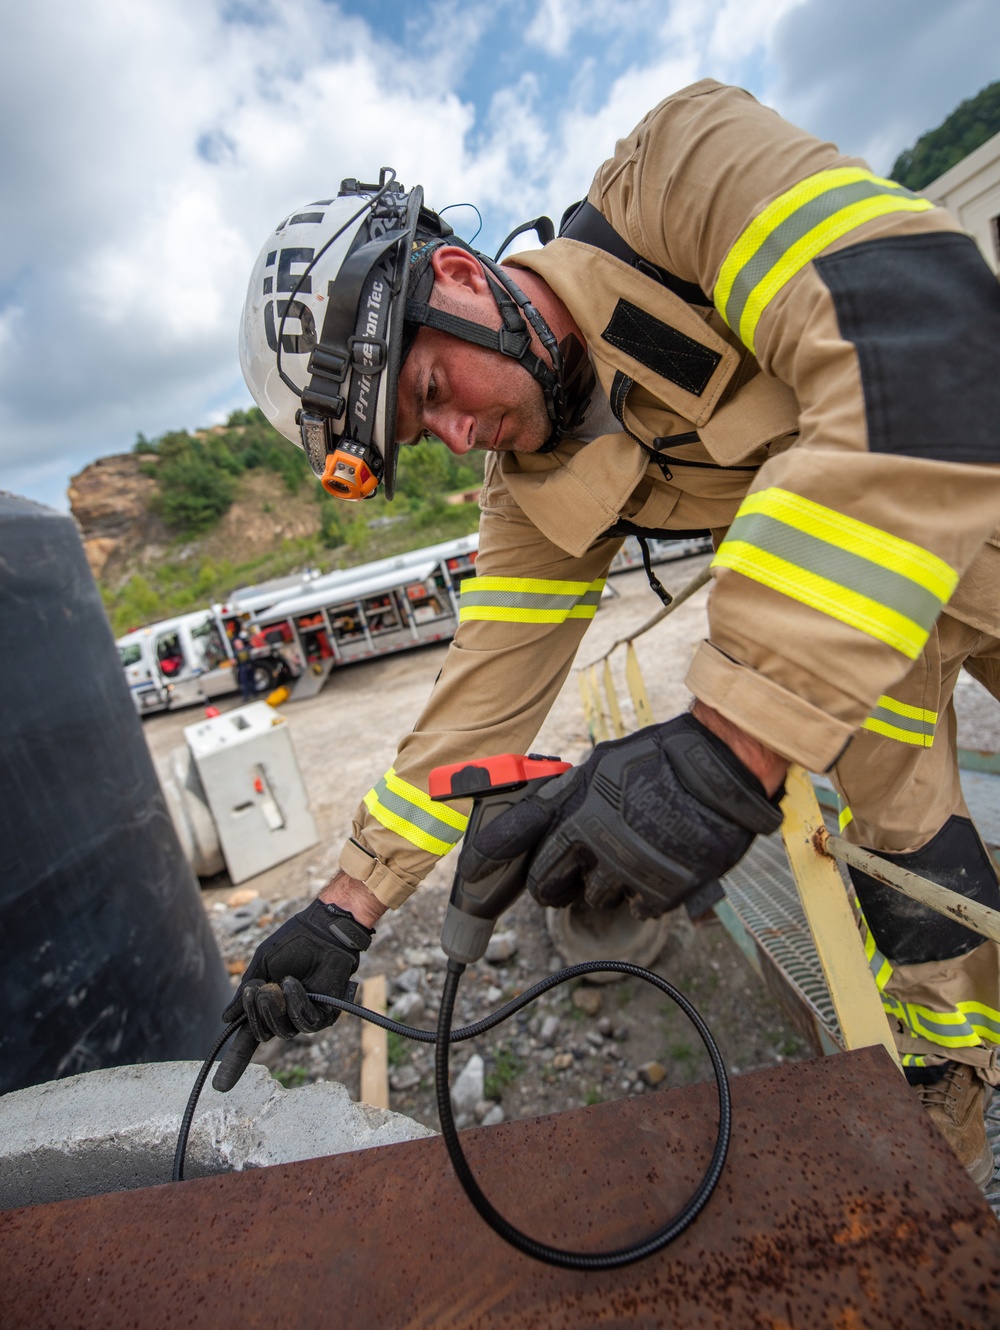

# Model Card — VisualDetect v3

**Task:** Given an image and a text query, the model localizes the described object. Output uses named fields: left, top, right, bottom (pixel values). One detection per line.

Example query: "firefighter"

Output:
left=233, top=81, right=1000, bottom=1185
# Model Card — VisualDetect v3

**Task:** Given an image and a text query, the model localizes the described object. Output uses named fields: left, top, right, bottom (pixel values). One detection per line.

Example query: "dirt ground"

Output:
left=141, top=553, right=1000, bottom=1131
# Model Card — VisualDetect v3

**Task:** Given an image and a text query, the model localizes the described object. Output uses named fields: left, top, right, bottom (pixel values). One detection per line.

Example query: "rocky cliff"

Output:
left=68, top=453, right=169, bottom=582
left=69, top=453, right=326, bottom=589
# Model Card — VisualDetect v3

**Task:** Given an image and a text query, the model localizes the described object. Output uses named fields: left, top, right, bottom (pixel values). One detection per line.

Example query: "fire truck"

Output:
left=116, top=535, right=479, bottom=713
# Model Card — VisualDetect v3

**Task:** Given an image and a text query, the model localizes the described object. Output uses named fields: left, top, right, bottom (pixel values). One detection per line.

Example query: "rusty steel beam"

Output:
left=1, top=1047, right=998, bottom=1328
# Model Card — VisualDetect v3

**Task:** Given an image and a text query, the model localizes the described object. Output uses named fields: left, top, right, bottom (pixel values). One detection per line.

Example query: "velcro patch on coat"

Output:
left=602, top=300, right=722, bottom=396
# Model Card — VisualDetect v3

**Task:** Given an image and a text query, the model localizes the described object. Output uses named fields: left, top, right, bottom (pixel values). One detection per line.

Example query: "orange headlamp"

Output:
left=321, top=442, right=380, bottom=500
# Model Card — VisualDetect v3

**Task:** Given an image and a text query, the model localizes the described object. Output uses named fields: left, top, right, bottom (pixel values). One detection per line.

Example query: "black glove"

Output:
left=458, top=713, right=783, bottom=919
left=212, top=899, right=373, bottom=1091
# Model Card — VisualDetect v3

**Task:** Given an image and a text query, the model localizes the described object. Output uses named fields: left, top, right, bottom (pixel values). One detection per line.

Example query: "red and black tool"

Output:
left=429, top=753, right=570, bottom=964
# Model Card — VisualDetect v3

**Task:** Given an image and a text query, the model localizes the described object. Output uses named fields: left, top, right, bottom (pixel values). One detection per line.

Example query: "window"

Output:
left=155, top=632, right=185, bottom=677
left=118, top=643, right=142, bottom=668
left=191, top=619, right=227, bottom=670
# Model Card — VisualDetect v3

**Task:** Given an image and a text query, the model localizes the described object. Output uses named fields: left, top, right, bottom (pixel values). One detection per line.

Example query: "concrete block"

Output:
left=0, top=1061, right=434, bottom=1211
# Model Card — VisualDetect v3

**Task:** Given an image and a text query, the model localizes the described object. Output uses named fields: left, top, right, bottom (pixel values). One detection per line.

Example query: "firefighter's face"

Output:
left=395, top=248, right=551, bottom=457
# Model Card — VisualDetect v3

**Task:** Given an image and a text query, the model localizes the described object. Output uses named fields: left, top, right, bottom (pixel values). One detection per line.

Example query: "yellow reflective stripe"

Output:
left=856, top=895, right=894, bottom=991
left=464, top=575, right=602, bottom=596
left=716, top=169, right=894, bottom=312
left=732, top=490, right=956, bottom=602
left=363, top=767, right=468, bottom=856
left=459, top=605, right=600, bottom=624
left=853, top=896, right=1000, bottom=1048
left=862, top=693, right=938, bottom=747
left=873, top=695, right=938, bottom=723
left=839, top=803, right=853, bottom=832
left=899, top=1002, right=1000, bottom=1048
left=715, top=167, right=934, bottom=352
left=459, top=576, right=604, bottom=624
left=715, top=543, right=932, bottom=658
left=862, top=717, right=932, bottom=746
left=866, top=934, right=893, bottom=992
left=713, top=488, right=957, bottom=659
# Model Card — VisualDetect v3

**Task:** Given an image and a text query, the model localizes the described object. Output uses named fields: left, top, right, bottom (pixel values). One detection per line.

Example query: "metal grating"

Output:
left=983, top=1096, right=1000, bottom=1212
left=722, top=826, right=1000, bottom=1218
left=722, top=831, right=843, bottom=1049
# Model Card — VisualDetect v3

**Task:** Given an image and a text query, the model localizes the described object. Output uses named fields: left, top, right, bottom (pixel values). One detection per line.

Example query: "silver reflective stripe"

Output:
left=368, top=773, right=464, bottom=848
left=721, top=178, right=919, bottom=336
left=725, top=510, right=942, bottom=632
left=460, top=588, right=597, bottom=612
left=865, top=704, right=935, bottom=740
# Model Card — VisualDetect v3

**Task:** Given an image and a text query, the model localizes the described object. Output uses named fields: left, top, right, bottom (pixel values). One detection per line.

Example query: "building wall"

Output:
left=924, top=129, right=1000, bottom=274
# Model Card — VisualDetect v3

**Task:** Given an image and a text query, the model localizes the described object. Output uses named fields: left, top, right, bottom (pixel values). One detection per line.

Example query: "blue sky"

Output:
left=2, top=0, right=998, bottom=509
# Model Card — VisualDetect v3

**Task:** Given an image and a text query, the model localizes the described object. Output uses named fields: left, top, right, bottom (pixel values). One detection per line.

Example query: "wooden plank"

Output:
left=603, top=660, right=625, bottom=739
left=359, top=975, right=389, bottom=1109
left=578, top=671, right=599, bottom=746
left=624, top=643, right=655, bottom=729
left=779, top=766, right=901, bottom=1072
left=586, top=667, right=608, bottom=743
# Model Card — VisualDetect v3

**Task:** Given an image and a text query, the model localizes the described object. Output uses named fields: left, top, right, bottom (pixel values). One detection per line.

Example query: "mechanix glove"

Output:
left=213, top=899, right=373, bottom=1091
left=458, top=714, right=784, bottom=919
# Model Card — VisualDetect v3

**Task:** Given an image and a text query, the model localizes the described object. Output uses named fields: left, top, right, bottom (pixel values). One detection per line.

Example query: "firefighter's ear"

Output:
left=429, top=245, right=490, bottom=298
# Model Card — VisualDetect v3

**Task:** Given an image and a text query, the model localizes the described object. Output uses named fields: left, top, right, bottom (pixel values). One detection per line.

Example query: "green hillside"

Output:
left=891, top=80, right=1000, bottom=190
left=102, top=408, right=484, bottom=635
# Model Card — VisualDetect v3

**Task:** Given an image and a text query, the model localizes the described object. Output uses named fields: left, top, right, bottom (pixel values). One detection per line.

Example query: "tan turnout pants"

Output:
left=830, top=611, right=1000, bottom=1082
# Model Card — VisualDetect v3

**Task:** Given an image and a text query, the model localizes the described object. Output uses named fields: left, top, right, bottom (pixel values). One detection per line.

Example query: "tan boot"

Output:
left=913, top=1061, right=994, bottom=1189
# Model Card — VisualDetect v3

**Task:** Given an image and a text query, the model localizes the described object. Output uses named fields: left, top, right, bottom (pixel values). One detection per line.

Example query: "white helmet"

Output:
left=240, top=171, right=572, bottom=500
left=239, top=172, right=440, bottom=500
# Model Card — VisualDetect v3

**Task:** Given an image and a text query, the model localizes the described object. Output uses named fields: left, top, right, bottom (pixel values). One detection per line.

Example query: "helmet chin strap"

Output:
left=403, top=240, right=568, bottom=453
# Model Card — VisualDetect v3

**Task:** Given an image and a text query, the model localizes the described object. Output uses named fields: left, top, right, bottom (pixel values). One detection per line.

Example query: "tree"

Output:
left=891, top=81, right=1000, bottom=190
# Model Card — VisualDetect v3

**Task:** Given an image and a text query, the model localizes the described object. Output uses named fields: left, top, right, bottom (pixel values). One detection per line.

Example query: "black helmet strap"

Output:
left=402, top=239, right=568, bottom=453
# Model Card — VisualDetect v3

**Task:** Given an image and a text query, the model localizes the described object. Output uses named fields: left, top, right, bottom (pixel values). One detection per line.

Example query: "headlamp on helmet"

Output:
left=240, top=169, right=447, bottom=501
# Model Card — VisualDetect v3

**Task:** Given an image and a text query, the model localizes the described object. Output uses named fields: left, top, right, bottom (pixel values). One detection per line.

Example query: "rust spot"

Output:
left=812, top=826, right=832, bottom=857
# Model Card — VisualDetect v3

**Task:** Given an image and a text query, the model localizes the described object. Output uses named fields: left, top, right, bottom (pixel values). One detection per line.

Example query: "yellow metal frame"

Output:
left=779, top=767, right=900, bottom=1069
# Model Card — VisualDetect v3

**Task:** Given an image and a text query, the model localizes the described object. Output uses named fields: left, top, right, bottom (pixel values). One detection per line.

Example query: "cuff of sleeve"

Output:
left=338, top=838, right=419, bottom=911
left=686, top=640, right=854, bottom=772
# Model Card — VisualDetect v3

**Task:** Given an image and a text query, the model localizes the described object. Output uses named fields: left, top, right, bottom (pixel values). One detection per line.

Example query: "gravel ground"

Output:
left=141, top=553, right=1000, bottom=1130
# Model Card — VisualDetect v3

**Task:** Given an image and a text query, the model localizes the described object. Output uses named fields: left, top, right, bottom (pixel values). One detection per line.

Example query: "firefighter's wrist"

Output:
left=690, top=700, right=789, bottom=798
left=319, top=869, right=387, bottom=929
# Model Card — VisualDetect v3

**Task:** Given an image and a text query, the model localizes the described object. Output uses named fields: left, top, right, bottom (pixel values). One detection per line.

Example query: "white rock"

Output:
left=389, top=1065, right=421, bottom=1092
left=450, top=1053, right=485, bottom=1118
left=480, top=1104, right=505, bottom=1127
left=484, top=985, right=503, bottom=1004
left=0, top=1062, right=434, bottom=1210
left=389, top=992, right=425, bottom=1024
left=485, top=930, right=518, bottom=963
left=539, top=1014, right=561, bottom=1046
left=219, top=898, right=267, bottom=935
left=394, top=967, right=423, bottom=994
left=404, top=948, right=434, bottom=967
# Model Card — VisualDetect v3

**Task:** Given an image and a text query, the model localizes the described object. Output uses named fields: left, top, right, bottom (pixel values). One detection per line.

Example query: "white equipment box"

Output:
left=184, top=703, right=318, bottom=884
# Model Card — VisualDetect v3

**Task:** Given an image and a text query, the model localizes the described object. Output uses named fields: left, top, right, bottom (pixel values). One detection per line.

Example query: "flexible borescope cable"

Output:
left=175, top=960, right=731, bottom=1270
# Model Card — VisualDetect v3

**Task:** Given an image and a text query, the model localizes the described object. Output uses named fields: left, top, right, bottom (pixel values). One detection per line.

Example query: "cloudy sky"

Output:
left=2, top=0, right=997, bottom=509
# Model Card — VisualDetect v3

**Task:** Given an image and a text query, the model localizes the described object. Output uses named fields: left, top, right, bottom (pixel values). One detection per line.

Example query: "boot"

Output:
left=912, top=1061, right=994, bottom=1189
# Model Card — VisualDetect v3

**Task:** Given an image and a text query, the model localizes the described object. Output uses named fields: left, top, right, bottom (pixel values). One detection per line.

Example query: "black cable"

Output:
left=172, top=1021, right=242, bottom=1183
left=174, top=960, right=730, bottom=1270
left=435, top=959, right=730, bottom=1270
